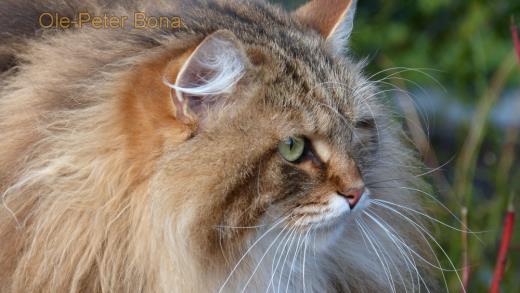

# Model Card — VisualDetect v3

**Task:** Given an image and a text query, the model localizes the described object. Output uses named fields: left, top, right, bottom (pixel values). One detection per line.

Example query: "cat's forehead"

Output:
left=266, top=51, right=364, bottom=130
left=267, top=37, right=363, bottom=107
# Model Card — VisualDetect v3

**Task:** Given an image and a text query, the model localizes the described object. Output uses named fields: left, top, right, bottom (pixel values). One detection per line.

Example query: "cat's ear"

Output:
left=164, top=30, right=248, bottom=124
left=293, top=0, right=357, bottom=56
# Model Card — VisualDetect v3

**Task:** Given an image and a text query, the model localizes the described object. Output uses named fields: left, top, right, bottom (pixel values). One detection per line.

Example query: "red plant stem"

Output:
left=512, top=17, right=520, bottom=70
left=490, top=203, right=515, bottom=293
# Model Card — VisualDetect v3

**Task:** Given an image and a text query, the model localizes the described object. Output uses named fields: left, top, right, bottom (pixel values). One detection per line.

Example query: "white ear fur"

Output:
left=163, top=30, right=247, bottom=122
left=326, top=0, right=357, bottom=55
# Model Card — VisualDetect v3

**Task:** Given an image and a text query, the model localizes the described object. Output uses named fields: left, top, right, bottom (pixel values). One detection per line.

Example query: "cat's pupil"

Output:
left=287, top=138, right=294, bottom=149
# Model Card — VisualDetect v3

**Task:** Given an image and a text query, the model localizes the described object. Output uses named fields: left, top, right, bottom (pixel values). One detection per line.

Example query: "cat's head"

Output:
left=147, top=0, right=402, bottom=256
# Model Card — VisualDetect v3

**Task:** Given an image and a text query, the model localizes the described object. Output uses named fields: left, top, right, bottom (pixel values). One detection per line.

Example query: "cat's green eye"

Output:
left=278, top=136, right=306, bottom=162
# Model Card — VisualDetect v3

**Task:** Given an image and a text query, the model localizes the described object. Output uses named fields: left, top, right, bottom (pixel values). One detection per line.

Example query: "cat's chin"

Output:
left=258, top=191, right=372, bottom=252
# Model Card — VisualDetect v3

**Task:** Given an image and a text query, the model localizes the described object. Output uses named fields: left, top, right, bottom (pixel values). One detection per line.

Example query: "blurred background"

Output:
left=273, top=0, right=520, bottom=291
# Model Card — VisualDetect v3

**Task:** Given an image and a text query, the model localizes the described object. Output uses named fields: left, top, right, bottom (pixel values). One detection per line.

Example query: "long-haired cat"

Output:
left=0, top=0, right=440, bottom=292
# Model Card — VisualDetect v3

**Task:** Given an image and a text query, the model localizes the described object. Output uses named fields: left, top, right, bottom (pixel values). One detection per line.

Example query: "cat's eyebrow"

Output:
left=311, top=137, right=331, bottom=162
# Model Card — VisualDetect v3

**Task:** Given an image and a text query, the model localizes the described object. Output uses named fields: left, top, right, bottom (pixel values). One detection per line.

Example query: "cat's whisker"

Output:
left=366, top=209, right=442, bottom=292
left=370, top=70, right=438, bottom=120
left=366, top=67, right=445, bottom=92
left=363, top=210, right=431, bottom=293
left=271, top=226, right=298, bottom=293
left=369, top=198, right=482, bottom=290
left=285, top=226, right=306, bottom=293
left=365, top=79, right=431, bottom=138
left=360, top=217, right=402, bottom=293
left=302, top=225, right=312, bottom=293
left=277, top=225, right=300, bottom=293
left=409, top=156, right=454, bottom=178
left=355, top=75, right=435, bottom=143
left=371, top=76, right=432, bottom=106
left=217, top=215, right=289, bottom=293
left=372, top=199, right=483, bottom=236
left=356, top=219, right=396, bottom=293
left=272, top=222, right=299, bottom=293
left=364, top=176, right=414, bottom=186
left=359, top=219, right=398, bottom=293
left=365, top=156, right=454, bottom=186
left=362, top=211, right=415, bottom=293
left=379, top=76, right=436, bottom=124
left=367, top=204, right=451, bottom=293
left=365, top=162, right=437, bottom=170
left=357, top=88, right=403, bottom=105
left=266, top=225, right=296, bottom=293
left=239, top=222, right=290, bottom=293
left=370, top=201, right=466, bottom=293
left=216, top=224, right=267, bottom=229
left=366, top=67, right=426, bottom=81
left=397, top=186, right=488, bottom=239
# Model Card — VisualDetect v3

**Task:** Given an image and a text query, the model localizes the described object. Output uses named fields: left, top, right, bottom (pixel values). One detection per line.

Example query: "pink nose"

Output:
left=338, top=187, right=365, bottom=209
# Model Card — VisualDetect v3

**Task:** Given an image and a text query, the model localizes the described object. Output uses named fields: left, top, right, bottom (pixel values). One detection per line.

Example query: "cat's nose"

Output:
left=338, top=186, right=365, bottom=209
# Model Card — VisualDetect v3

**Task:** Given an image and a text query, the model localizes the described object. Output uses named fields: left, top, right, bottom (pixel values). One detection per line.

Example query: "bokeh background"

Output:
left=273, top=0, right=520, bottom=291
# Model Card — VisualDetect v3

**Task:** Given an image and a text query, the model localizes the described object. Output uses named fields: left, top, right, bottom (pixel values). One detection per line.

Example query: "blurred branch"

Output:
left=380, top=58, right=453, bottom=198
left=453, top=50, right=517, bottom=206
left=496, top=128, right=518, bottom=211
left=461, top=207, right=470, bottom=292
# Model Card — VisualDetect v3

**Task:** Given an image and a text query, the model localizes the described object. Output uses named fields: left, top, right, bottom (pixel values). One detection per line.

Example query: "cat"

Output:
left=0, top=0, right=439, bottom=292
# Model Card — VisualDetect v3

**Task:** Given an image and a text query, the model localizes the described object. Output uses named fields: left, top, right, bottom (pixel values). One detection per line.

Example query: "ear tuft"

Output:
left=164, top=30, right=247, bottom=124
left=293, top=0, right=357, bottom=56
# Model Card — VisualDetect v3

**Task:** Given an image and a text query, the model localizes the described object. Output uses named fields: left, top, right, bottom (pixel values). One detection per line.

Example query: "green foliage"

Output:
left=351, top=0, right=520, bottom=100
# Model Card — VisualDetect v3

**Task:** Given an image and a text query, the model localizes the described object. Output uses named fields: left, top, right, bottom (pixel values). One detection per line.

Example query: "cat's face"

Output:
left=200, top=55, right=380, bottom=251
